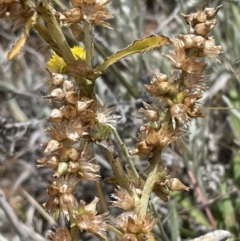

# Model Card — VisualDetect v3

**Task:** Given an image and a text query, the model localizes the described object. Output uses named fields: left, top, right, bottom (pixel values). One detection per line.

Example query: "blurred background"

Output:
left=0, top=0, right=240, bottom=240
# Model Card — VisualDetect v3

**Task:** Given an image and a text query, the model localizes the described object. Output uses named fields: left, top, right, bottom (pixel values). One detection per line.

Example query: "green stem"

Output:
left=137, top=148, right=162, bottom=217
left=100, top=147, right=129, bottom=191
left=34, top=23, right=62, bottom=56
left=70, top=225, right=79, bottom=241
left=83, top=21, right=93, bottom=68
left=150, top=203, right=170, bottom=241
left=107, top=224, right=123, bottom=237
left=111, top=126, right=139, bottom=180
left=36, top=1, right=75, bottom=64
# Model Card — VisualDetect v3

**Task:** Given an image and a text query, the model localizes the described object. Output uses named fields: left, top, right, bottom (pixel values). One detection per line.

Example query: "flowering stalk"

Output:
left=2, top=0, right=223, bottom=240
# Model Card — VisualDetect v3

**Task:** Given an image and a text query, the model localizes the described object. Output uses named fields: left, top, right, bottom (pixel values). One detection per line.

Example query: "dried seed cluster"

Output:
left=130, top=4, right=223, bottom=156
left=37, top=71, right=114, bottom=238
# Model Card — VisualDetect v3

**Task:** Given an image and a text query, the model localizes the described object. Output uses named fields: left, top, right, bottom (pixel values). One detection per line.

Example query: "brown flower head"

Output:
left=76, top=197, right=108, bottom=240
left=144, top=72, right=170, bottom=97
left=95, top=106, right=121, bottom=128
left=68, top=157, right=100, bottom=181
left=162, top=38, right=186, bottom=69
left=46, top=118, right=87, bottom=142
left=145, top=123, right=182, bottom=147
left=139, top=101, right=159, bottom=122
left=200, top=36, right=223, bottom=61
left=48, top=227, right=72, bottom=241
left=116, top=211, right=159, bottom=235
left=182, top=4, right=222, bottom=36
left=37, top=154, right=60, bottom=169
left=111, top=186, right=136, bottom=210
left=44, top=174, right=79, bottom=219
left=170, top=103, right=191, bottom=128
left=0, top=0, right=35, bottom=31
left=64, top=0, right=113, bottom=28
left=63, top=144, right=100, bottom=181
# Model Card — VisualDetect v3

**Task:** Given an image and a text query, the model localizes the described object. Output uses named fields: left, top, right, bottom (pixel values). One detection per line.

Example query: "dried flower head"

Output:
left=65, top=0, right=113, bottom=28
left=48, top=227, right=71, bottom=241
left=145, top=123, right=182, bottom=147
left=46, top=118, right=87, bottom=142
left=111, top=186, right=135, bottom=210
left=68, top=157, right=100, bottom=181
left=44, top=174, right=79, bottom=218
left=116, top=211, right=159, bottom=235
left=76, top=197, right=108, bottom=240
left=95, top=106, right=121, bottom=128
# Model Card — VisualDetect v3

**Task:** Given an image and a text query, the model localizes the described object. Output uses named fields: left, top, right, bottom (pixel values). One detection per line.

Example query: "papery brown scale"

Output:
left=205, top=5, right=222, bottom=20
left=202, top=37, right=223, bottom=59
left=178, top=34, right=195, bottom=49
left=64, top=8, right=82, bottom=23
left=45, top=88, right=65, bottom=101
left=79, top=109, right=95, bottom=123
left=194, top=20, right=217, bottom=36
left=193, top=35, right=205, bottom=48
left=61, top=105, right=77, bottom=119
left=145, top=123, right=180, bottom=147
left=168, top=178, right=189, bottom=192
left=48, top=109, right=63, bottom=123
left=63, top=80, right=74, bottom=91
left=59, top=193, right=76, bottom=217
left=37, top=155, right=60, bottom=169
left=70, top=0, right=82, bottom=7
left=129, top=140, right=153, bottom=156
left=68, top=161, right=80, bottom=172
left=194, top=7, right=207, bottom=23
left=76, top=99, right=94, bottom=113
left=68, top=148, right=80, bottom=161
left=111, top=186, right=135, bottom=210
left=182, top=56, right=207, bottom=75
left=44, top=140, right=62, bottom=154
left=65, top=91, right=78, bottom=104
left=47, top=185, right=59, bottom=197
left=44, top=196, right=59, bottom=214
left=46, top=124, right=67, bottom=141
left=51, top=73, right=64, bottom=86
left=170, top=103, right=191, bottom=128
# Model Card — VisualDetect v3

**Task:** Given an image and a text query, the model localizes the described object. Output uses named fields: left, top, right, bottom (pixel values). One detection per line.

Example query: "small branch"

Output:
left=0, top=189, right=29, bottom=240
left=111, top=126, right=139, bottom=180
left=100, top=147, right=129, bottom=191
left=22, top=190, right=57, bottom=226
left=36, top=1, right=75, bottom=64
left=0, top=189, right=47, bottom=241
left=150, top=203, right=170, bottom=241
left=107, top=224, right=123, bottom=237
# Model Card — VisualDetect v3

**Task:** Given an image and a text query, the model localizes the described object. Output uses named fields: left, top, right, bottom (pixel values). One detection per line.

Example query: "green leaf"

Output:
left=219, top=182, right=237, bottom=236
left=96, top=35, right=169, bottom=73
left=172, top=193, right=210, bottom=226
left=169, top=201, right=180, bottom=241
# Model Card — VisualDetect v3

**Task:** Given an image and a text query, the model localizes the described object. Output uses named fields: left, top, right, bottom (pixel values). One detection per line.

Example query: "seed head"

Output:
left=76, top=197, right=108, bottom=240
